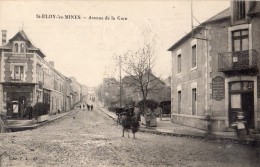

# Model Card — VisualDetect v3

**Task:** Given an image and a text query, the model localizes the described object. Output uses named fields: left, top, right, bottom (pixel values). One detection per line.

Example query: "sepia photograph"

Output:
left=0, top=0, right=259, bottom=166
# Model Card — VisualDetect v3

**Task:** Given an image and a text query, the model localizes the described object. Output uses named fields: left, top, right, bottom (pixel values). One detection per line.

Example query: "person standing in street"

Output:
left=87, top=104, right=90, bottom=111
left=90, top=104, right=93, bottom=111
left=26, top=103, right=33, bottom=120
left=144, top=107, right=152, bottom=127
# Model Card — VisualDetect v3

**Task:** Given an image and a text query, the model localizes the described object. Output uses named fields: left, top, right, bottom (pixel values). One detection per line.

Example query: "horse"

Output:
left=115, top=107, right=124, bottom=125
left=121, top=107, right=140, bottom=139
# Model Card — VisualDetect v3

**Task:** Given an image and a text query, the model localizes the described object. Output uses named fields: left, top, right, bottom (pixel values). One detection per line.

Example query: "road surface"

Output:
left=0, top=103, right=259, bottom=167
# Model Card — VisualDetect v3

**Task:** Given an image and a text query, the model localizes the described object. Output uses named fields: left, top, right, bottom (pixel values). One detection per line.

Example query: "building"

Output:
left=168, top=1, right=260, bottom=132
left=102, top=77, right=120, bottom=106
left=70, top=77, right=82, bottom=106
left=122, top=70, right=168, bottom=104
left=0, top=30, right=78, bottom=119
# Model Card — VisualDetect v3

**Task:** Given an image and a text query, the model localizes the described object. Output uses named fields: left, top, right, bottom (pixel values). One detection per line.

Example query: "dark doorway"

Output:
left=242, top=92, right=254, bottom=129
left=229, top=81, right=254, bottom=128
left=18, top=96, right=26, bottom=118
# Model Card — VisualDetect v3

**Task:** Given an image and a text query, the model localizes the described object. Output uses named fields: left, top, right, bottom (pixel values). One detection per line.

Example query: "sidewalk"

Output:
left=1, top=109, right=76, bottom=132
left=98, top=103, right=260, bottom=146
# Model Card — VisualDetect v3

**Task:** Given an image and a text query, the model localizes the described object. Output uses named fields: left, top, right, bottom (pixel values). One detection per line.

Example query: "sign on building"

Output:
left=212, top=76, right=225, bottom=101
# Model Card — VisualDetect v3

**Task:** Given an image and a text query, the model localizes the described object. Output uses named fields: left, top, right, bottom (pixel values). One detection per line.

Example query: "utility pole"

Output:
left=119, top=55, right=122, bottom=107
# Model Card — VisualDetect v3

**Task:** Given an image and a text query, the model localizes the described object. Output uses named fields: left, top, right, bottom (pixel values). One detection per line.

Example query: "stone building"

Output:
left=69, top=77, right=82, bottom=106
left=0, top=30, right=76, bottom=119
left=168, top=1, right=260, bottom=132
left=122, top=71, right=168, bottom=104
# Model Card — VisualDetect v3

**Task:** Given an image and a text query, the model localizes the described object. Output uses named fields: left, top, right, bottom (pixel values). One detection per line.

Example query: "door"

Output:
left=242, top=92, right=254, bottom=128
left=229, top=81, right=254, bottom=128
left=18, top=96, right=26, bottom=118
left=229, top=93, right=241, bottom=125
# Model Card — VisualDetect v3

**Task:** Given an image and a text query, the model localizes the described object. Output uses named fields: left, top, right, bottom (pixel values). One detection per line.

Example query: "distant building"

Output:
left=102, top=77, right=119, bottom=106
left=168, top=1, right=260, bottom=132
left=122, top=70, right=168, bottom=103
left=70, top=77, right=82, bottom=105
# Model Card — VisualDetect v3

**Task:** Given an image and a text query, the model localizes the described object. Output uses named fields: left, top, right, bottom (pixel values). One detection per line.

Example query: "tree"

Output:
left=115, top=29, right=162, bottom=111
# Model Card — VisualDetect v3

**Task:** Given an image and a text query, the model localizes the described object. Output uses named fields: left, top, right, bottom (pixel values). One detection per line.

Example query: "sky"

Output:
left=0, top=0, right=230, bottom=87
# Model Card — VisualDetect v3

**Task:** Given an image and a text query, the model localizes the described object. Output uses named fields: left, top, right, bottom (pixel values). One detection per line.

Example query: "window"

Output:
left=36, top=64, right=43, bottom=83
left=14, top=66, right=24, bottom=80
left=14, top=43, right=19, bottom=52
left=52, top=97, right=54, bottom=110
left=232, top=29, right=249, bottom=51
left=192, top=88, right=197, bottom=115
left=234, top=1, right=246, bottom=20
left=20, top=43, right=25, bottom=53
left=178, top=91, right=181, bottom=114
left=177, top=54, right=181, bottom=73
left=191, top=44, right=197, bottom=68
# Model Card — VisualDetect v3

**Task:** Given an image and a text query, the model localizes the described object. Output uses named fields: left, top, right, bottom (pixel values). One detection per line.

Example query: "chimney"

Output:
left=49, top=61, right=54, bottom=67
left=1, top=30, right=7, bottom=45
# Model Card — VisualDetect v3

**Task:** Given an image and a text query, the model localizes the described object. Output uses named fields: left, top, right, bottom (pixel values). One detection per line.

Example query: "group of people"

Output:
left=116, top=104, right=159, bottom=127
left=80, top=103, right=94, bottom=111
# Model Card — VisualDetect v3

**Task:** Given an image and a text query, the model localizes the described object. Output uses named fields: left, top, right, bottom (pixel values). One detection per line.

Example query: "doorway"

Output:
left=241, top=92, right=254, bottom=128
left=229, top=81, right=254, bottom=129
left=6, top=92, right=30, bottom=119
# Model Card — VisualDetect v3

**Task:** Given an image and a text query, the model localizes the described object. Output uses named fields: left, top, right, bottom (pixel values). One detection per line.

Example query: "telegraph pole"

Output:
left=119, top=55, right=122, bottom=107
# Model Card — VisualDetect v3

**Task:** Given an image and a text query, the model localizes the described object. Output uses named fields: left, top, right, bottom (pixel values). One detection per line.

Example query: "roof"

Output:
left=0, top=30, right=46, bottom=58
left=168, top=7, right=230, bottom=51
left=248, top=1, right=260, bottom=15
left=122, top=71, right=165, bottom=85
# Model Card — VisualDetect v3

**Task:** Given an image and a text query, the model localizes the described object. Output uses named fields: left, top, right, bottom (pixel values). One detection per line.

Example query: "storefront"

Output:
left=3, top=84, right=34, bottom=119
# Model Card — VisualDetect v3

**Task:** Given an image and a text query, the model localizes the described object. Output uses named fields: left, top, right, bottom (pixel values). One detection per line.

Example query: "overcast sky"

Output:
left=0, top=0, right=230, bottom=87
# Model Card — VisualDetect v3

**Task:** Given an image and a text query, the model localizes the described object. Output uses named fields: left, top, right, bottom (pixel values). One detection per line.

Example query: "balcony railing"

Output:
left=218, top=49, right=258, bottom=72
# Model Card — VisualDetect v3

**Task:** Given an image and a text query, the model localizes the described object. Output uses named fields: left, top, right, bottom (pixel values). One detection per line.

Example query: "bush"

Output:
left=34, top=102, right=50, bottom=116
left=137, top=99, right=158, bottom=110
left=108, top=106, right=117, bottom=112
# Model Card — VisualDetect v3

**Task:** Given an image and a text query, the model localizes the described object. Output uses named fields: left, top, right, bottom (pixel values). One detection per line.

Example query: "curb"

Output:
left=7, top=110, right=77, bottom=132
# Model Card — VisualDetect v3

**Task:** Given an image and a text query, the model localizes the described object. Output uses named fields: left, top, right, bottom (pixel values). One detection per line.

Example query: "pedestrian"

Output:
left=26, top=103, right=33, bottom=120
left=90, top=104, right=93, bottom=111
left=134, top=105, right=141, bottom=121
left=159, top=107, right=163, bottom=120
left=87, top=104, right=90, bottom=111
left=144, top=107, right=152, bottom=127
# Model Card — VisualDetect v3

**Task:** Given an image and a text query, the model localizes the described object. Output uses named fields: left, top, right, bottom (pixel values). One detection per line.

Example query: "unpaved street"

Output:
left=0, top=103, right=259, bottom=167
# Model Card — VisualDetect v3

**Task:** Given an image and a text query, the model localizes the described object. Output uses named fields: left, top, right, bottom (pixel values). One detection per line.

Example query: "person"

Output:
left=90, top=104, right=93, bottom=111
left=159, top=107, right=163, bottom=120
left=26, top=103, right=33, bottom=120
left=144, top=107, right=152, bottom=127
left=133, top=105, right=141, bottom=122
left=87, top=104, right=90, bottom=111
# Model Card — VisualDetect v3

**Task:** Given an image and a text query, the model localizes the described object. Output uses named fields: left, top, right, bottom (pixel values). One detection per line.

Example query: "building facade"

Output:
left=169, top=1, right=260, bottom=132
left=69, top=77, right=82, bottom=106
left=0, top=30, right=80, bottom=119
left=122, top=71, right=169, bottom=104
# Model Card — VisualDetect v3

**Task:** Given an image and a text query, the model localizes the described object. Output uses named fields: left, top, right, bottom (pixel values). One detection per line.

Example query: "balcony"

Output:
left=218, top=49, right=258, bottom=72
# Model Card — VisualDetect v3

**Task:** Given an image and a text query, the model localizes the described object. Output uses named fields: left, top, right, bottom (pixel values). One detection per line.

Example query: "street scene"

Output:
left=0, top=101, right=259, bottom=167
left=1, top=0, right=260, bottom=166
